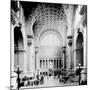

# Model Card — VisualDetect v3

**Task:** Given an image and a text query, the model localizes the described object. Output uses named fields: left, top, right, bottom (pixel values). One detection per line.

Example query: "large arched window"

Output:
left=40, top=34, right=61, bottom=47
left=14, top=26, right=24, bottom=69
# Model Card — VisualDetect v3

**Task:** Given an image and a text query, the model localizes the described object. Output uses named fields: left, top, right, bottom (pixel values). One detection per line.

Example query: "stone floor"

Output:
left=19, top=76, right=79, bottom=90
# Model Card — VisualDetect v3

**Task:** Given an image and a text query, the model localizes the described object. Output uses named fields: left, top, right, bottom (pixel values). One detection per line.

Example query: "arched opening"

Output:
left=39, top=33, right=63, bottom=71
left=76, top=31, right=83, bottom=66
left=14, top=26, right=24, bottom=70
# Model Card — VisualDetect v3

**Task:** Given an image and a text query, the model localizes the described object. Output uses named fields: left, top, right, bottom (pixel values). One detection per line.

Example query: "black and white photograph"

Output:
left=10, top=0, right=87, bottom=89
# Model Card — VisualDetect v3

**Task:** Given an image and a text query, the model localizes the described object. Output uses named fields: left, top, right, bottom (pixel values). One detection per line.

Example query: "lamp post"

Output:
left=14, top=67, right=23, bottom=90
left=78, top=64, right=81, bottom=85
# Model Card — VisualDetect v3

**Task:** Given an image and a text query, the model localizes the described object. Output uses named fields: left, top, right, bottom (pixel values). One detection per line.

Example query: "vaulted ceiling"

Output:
left=32, top=4, right=66, bottom=34
left=20, top=1, right=67, bottom=37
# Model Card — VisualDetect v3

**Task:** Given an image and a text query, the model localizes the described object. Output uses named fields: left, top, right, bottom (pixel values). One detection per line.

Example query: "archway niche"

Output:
left=14, top=26, right=24, bottom=70
left=39, top=30, right=63, bottom=70
left=76, top=31, right=83, bottom=66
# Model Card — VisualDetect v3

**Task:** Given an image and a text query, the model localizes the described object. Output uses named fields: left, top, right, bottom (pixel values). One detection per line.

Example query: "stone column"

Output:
left=54, top=60, right=56, bottom=69
left=48, top=60, right=49, bottom=69
left=57, top=60, right=58, bottom=69
left=41, top=60, right=43, bottom=69
left=52, top=60, right=54, bottom=69
left=83, top=27, right=87, bottom=68
left=43, top=60, right=44, bottom=70
left=45, top=60, right=46, bottom=69
left=35, top=51, right=37, bottom=70
left=67, top=36, right=73, bottom=69
left=56, top=60, right=58, bottom=69
left=53, top=60, right=55, bottom=69
left=73, top=31, right=78, bottom=70
left=63, top=5, right=75, bottom=70
left=46, top=60, right=47, bottom=69
left=35, top=46, right=39, bottom=70
left=58, top=60, right=59, bottom=69
left=62, top=46, right=66, bottom=68
left=43, top=60, right=45, bottom=70
left=55, top=60, right=57, bottom=69
left=11, top=26, right=15, bottom=76
left=27, top=35, right=35, bottom=73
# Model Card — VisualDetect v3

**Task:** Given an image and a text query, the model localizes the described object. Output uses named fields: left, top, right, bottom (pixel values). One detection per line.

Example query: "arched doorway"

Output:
left=39, top=32, right=63, bottom=71
left=14, top=26, right=24, bottom=70
left=76, top=31, right=83, bottom=66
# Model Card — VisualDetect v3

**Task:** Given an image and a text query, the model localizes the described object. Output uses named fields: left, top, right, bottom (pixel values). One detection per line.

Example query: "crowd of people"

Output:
left=18, top=68, right=75, bottom=87
left=14, top=68, right=87, bottom=89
